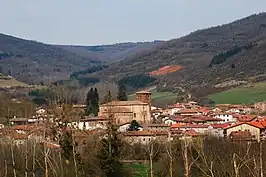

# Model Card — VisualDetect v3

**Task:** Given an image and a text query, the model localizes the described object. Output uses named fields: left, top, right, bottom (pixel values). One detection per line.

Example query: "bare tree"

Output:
left=143, top=139, right=161, bottom=177
left=165, top=140, right=173, bottom=177
left=181, top=137, right=199, bottom=177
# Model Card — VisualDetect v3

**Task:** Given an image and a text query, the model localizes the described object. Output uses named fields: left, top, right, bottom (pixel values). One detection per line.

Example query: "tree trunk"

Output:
left=150, top=144, right=153, bottom=177
left=72, top=133, right=78, bottom=177
left=183, top=140, right=190, bottom=177
left=170, top=157, right=173, bottom=177
left=32, top=142, right=36, bottom=177
left=11, top=143, right=17, bottom=177
left=25, top=141, right=28, bottom=177
left=233, top=153, right=239, bottom=177
left=260, top=141, right=263, bottom=177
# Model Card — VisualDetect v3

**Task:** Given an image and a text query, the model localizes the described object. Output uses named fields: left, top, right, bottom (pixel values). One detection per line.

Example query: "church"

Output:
left=98, top=91, right=152, bottom=125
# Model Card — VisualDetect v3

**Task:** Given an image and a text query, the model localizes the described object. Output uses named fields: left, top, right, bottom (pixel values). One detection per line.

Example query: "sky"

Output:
left=1, top=0, right=266, bottom=45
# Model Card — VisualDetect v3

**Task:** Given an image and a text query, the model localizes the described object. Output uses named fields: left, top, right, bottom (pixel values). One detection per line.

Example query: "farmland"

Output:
left=208, top=82, right=266, bottom=104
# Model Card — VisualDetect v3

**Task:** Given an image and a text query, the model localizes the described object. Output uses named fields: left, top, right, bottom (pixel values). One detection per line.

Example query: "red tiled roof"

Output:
left=10, top=125, right=41, bottom=131
left=225, top=121, right=265, bottom=130
left=183, top=130, right=199, bottom=137
left=178, top=109, right=199, bottom=114
left=210, top=123, right=231, bottom=129
left=123, top=130, right=168, bottom=136
left=236, top=115, right=257, bottom=122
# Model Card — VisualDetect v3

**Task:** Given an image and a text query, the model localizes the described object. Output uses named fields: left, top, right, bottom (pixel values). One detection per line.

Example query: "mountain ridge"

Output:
left=96, top=12, right=266, bottom=97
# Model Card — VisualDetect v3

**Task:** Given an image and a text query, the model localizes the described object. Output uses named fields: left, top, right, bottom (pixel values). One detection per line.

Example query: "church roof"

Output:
left=101, top=100, right=148, bottom=106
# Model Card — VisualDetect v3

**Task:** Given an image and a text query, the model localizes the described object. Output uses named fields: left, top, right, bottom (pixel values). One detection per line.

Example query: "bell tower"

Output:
left=136, top=91, right=151, bottom=105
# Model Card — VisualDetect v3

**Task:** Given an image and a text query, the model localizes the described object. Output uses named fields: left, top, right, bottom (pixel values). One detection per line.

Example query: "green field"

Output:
left=129, top=90, right=177, bottom=107
left=124, top=163, right=148, bottom=177
left=208, top=82, right=266, bottom=104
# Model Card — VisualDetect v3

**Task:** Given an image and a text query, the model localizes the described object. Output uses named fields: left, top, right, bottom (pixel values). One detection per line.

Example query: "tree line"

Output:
left=209, top=43, right=255, bottom=67
left=1, top=125, right=266, bottom=177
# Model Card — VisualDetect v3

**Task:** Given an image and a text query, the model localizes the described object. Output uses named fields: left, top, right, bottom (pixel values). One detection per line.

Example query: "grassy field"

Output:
left=128, top=90, right=177, bottom=107
left=208, top=82, right=266, bottom=104
left=124, top=163, right=148, bottom=177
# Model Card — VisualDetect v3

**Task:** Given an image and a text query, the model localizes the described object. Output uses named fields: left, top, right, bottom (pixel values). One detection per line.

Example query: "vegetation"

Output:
left=85, top=88, right=99, bottom=116
left=209, top=43, right=255, bottom=67
left=103, top=90, right=113, bottom=104
left=70, top=65, right=109, bottom=79
left=127, top=120, right=141, bottom=131
left=208, top=82, right=266, bottom=104
left=99, top=13, right=266, bottom=97
left=97, top=123, right=127, bottom=177
left=117, top=84, right=128, bottom=101
left=118, top=74, right=156, bottom=89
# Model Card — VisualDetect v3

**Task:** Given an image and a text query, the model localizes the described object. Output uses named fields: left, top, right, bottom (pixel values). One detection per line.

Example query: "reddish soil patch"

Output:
left=149, top=65, right=183, bottom=76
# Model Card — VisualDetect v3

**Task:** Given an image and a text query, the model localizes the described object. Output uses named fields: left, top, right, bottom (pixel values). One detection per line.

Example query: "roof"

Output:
left=147, top=124, right=170, bottom=127
left=135, top=91, right=151, bottom=94
left=101, top=100, right=148, bottom=106
left=123, top=130, right=168, bottom=136
left=183, top=130, right=199, bottom=137
left=81, top=116, right=110, bottom=122
left=178, top=109, right=199, bottom=114
left=225, top=121, right=266, bottom=130
left=236, top=115, right=257, bottom=122
left=10, top=125, right=41, bottom=131
left=9, top=118, right=29, bottom=122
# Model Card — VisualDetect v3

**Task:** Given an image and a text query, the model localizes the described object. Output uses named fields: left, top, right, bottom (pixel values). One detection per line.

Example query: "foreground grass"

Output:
left=124, top=163, right=148, bottom=177
left=208, top=82, right=266, bottom=104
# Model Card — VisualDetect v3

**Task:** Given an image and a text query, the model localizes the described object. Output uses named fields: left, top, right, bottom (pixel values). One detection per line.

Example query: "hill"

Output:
left=208, top=82, right=266, bottom=104
left=0, top=33, right=102, bottom=84
left=0, top=73, right=29, bottom=88
left=56, top=41, right=164, bottom=63
left=0, top=33, right=162, bottom=85
left=97, top=13, right=266, bottom=98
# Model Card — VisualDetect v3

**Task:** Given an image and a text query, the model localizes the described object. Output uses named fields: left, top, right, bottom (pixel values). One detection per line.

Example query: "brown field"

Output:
left=149, top=65, right=183, bottom=76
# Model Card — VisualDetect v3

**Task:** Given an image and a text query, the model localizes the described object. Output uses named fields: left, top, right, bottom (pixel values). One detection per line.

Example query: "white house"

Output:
left=163, top=118, right=177, bottom=125
left=77, top=117, right=108, bottom=130
left=212, top=113, right=235, bottom=123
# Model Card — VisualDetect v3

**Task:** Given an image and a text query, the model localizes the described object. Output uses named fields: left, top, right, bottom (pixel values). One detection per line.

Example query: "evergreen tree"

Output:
left=117, top=85, right=128, bottom=101
left=97, top=123, right=127, bottom=177
left=91, top=88, right=99, bottom=116
left=127, top=120, right=141, bottom=131
left=103, top=90, right=112, bottom=103
left=59, top=131, right=73, bottom=160
left=85, top=88, right=94, bottom=116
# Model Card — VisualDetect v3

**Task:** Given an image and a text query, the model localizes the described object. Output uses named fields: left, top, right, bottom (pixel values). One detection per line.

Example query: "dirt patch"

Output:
left=149, top=65, right=183, bottom=76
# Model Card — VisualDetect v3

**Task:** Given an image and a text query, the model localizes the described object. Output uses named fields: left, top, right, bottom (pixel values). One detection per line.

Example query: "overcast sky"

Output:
left=1, top=0, right=266, bottom=45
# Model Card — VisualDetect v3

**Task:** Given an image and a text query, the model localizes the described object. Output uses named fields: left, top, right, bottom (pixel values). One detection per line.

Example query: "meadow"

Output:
left=208, top=82, right=266, bottom=104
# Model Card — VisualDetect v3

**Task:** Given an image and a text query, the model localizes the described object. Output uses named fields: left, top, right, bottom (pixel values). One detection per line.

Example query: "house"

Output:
left=224, top=121, right=266, bottom=142
left=123, top=131, right=169, bottom=144
left=9, top=117, right=44, bottom=125
left=212, top=113, right=235, bottom=123
left=254, top=102, right=266, bottom=113
left=36, top=108, right=46, bottom=115
left=145, top=124, right=170, bottom=132
left=77, top=117, right=109, bottom=130
left=176, top=109, right=201, bottom=117
left=151, top=107, right=163, bottom=119
left=168, top=103, right=185, bottom=115
left=163, top=118, right=177, bottom=125
left=118, top=122, right=143, bottom=132
left=171, top=123, right=209, bottom=134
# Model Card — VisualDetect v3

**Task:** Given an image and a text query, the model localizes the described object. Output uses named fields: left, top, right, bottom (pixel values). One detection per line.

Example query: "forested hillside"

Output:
left=97, top=13, right=266, bottom=97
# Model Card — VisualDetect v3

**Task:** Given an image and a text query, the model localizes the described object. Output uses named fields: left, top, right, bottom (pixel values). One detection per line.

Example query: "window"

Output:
left=134, top=113, right=136, bottom=118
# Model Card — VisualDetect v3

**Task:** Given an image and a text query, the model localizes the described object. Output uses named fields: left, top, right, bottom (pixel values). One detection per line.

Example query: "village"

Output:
left=2, top=90, right=266, bottom=148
